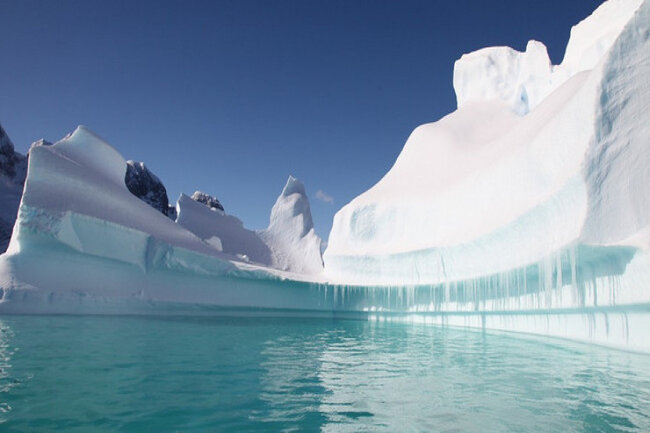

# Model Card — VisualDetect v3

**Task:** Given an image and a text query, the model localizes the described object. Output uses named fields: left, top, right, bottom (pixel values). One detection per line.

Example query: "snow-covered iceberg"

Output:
left=319, top=0, right=650, bottom=350
left=0, top=0, right=648, bottom=352
left=0, top=126, right=326, bottom=313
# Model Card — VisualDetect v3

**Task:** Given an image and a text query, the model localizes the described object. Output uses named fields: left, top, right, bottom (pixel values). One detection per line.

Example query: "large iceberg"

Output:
left=0, top=126, right=325, bottom=312
left=0, top=0, right=648, bottom=352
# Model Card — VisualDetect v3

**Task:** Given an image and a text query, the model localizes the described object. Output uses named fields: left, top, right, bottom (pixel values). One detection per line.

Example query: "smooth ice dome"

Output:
left=324, top=0, right=649, bottom=285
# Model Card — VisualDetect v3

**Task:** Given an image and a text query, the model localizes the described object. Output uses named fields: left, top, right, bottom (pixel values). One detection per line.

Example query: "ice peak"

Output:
left=280, top=175, right=307, bottom=198
left=261, top=176, right=323, bottom=273
left=46, top=125, right=127, bottom=187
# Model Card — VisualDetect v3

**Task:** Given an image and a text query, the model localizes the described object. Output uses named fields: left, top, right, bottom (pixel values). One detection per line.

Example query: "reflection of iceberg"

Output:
left=0, top=0, right=650, bottom=352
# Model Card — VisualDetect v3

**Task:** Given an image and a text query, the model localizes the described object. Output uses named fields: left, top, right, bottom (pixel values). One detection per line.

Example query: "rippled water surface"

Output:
left=0, top=315, right=649, bottom=432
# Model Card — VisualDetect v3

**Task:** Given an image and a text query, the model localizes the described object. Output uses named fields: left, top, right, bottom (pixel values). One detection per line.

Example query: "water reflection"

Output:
left=0, top=319, right=17, bottom=423
left=257, top=321, right=650, bottom=432
left=0, top=316, right=648, bottom=432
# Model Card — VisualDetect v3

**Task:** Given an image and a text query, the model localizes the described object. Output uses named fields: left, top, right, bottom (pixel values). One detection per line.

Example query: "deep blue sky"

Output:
left=1, top=0, right=602, bottom=239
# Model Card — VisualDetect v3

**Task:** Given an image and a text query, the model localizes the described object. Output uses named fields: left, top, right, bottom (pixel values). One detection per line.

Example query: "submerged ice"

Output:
left=0, top=0, right=649, bottom=352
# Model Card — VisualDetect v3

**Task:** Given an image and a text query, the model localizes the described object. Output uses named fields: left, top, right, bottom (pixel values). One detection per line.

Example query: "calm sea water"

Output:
left=0, top=315, right=648, bottom=432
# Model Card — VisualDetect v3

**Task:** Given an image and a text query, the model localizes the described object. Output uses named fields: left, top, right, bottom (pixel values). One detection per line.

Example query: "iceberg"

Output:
left=0, top=0, right=648, bottom=352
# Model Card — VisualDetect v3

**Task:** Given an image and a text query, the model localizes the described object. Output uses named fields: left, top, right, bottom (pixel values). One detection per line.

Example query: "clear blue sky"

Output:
left=1, top=0, right=602, bottom=239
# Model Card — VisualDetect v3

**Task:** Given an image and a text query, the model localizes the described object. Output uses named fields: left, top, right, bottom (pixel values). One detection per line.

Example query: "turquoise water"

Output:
left=0, top=316, right=648, bottom=432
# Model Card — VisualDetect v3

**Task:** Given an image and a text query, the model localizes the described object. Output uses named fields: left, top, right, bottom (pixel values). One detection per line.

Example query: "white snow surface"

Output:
left=324, top=0, right=650, bottom=285
left=453, top=0, right=643, bottom=115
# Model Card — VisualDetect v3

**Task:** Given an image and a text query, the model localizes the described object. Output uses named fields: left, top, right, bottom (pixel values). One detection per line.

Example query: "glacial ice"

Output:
left=0, top=0, right=649, bottom=352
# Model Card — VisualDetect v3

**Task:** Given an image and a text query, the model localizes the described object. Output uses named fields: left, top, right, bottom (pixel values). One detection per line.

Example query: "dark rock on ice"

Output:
left=125, top=160, right=171, bottom=217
